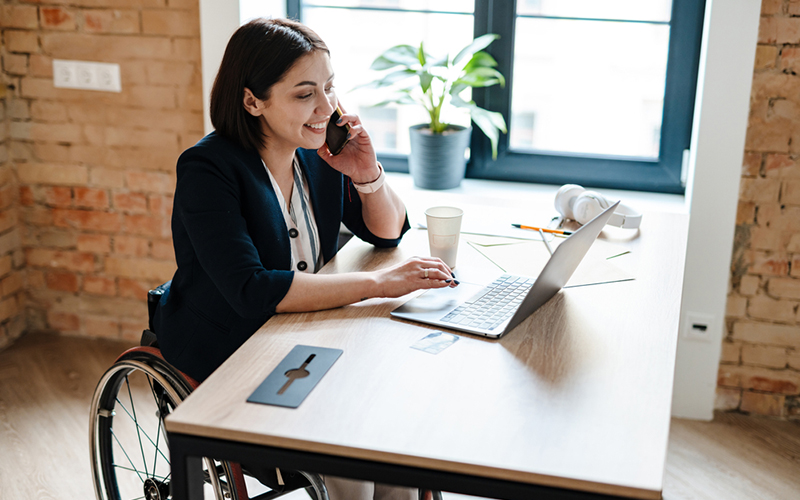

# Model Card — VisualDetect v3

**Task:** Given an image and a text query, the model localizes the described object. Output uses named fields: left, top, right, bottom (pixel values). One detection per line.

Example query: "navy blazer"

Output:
left=154, top=132, right=409, bottom=382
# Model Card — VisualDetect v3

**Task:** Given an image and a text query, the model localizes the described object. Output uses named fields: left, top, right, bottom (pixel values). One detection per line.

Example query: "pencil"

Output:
left=511, top=224, right=573, bottom=235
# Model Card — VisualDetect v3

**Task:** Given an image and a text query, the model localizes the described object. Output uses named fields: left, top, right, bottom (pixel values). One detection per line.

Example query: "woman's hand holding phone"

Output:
left=317, top=103, right=381, bottom=184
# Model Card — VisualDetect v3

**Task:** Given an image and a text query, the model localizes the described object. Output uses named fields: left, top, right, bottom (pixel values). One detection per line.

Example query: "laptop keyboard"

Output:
left=440, top=274, right=534, bottom=331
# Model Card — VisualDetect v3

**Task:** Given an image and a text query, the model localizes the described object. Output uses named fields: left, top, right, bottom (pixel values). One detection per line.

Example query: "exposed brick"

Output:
left=741, top=390, right=785, bottom=417
left=40, top=7, right=76, bottom=31
left=739, top=177, right=781, bottom=203
left=783, top=179, right=800, bottom=205
left=39, top=229, right=76, bottom=249
left=120, top=320, right=143, bottom=341
left=788, top=234, right=800, bottom=252
left=45, top=271, right=79, bottom=292
left=742, top=344, right=788, bottom=368
left=714, top=387, right=741, bottom=411
left=33, top=143, right=70, bottom=163
left=1, top=272, right=23, bottom=297
left=762, top=0, right=782, bottom=15
left=53, top=209, right=121, bottom=232
left=77, top=233, right=110, bottom=253
left=172, top=38, right=200, bottom=60
left=0, top=210, right=19, bottom=234
left=720, top=341, right=741, bottom=364
left=125, top=171, right=175, bottom=194
left=755, top=45, right=777, bottom=70
left=3, top=53, right=29, bottom=76
left=0, top=256, right=13, bottom=278
left=3, top=5, right=39, bottom=29
left=30, top=122, right=84, bottom=143
left=113, top=192, right=147, bottom=213
left=41, top=33, right=172, bottom=61
left=83, top=316, right=120, bottom=338
left=47, top=311, right=80, bottom=332
left=113, top=235, right=149, bottom=257
left=125, top=85, right=176, bottom=109
left=124, top=214, right=168, bottom=237
left=89, top=168, right=125, bottom=189
left=743, top=152, right=761, bottom=177
left=30, top=100, right=68, bottom=122
left=29, top=54, right=52, bottom=78
left=5, top=30, right=39, bottom=53
left=750, top=251, right=790, bottom=276
left=746, top=116, right=791, bottom=152
left=74, top=187, right=109, bottom=209
left=793, top=254, right=800, bottom=278
left=150, top=239, right=173, bottom=260
left=7, top=99, right=30, bottom=119
left=733, top=321, right=800, bottom=347
left=747, top=294, right=797, bottom=322
left=0, top=297, right=18, bottom=323
left=776, top=17, right=800, bottom=45
left=759, top=17, right=778, bottom=45
left=768, top=277, right=800, bottom=300
left=106, top=257, right=175, bottom=281
left=146, top=61, right=196, bottom=86
left=105, top=127, right=177, bottom=149
left=749, top=226, right=783, bottom=251
left=83, top=275, right=116, bottom=296
left=42, top=186, right=73, bottom=207
left=726, top=294, right=748, bottom=318
left=718, top=364, right=800, bottom=394
left=26, top=248, right=96, bottom=272
left=142, top=9, right=199, bottom=37
left=118, top=277, right=150, bottom=299
left=0, top=186, right=15, bottom=211
left=789, top=349, right=800, bottom=370
left=80, top=9, right=140, bottom=34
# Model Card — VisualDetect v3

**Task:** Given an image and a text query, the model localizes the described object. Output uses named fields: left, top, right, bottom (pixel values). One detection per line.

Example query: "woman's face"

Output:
left=255, top=50, right=337, bottom=153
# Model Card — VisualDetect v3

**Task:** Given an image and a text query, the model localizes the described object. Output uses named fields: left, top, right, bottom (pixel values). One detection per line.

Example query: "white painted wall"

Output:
left=672, top=0, right=761, bottom=419
left=196, top=0, right=762, bottom=420
left=198, top=0, right=286, bottom=134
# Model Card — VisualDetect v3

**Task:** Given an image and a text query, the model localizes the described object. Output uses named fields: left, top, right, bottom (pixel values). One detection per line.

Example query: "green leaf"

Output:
left=419, top=71, right=434, bottom=94
left=450, top=101, right=507, bottom=159
left=370, top=45, right=420, bottom=70
left=417, top=42, right=427, bottom=66
left=453, top=33, right=500, bottom=66
left=463, top=51, right=498, bottom=72
left=455, top=67, right=506, bottom=88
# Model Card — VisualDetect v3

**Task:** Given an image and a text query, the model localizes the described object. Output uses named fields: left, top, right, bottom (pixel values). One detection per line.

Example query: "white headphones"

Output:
left=554, top=184, right=642, bottom=229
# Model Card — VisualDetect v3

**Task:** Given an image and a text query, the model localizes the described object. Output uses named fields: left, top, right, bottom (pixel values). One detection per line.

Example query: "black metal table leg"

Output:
left=169, top=433, right=207, bottom=500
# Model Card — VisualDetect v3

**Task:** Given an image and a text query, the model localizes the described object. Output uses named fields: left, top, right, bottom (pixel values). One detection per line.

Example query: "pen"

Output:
left=511, top=224, right=573, bottom=235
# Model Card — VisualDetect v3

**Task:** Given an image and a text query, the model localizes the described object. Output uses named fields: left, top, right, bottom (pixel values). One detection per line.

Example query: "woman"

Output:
left=154, top=17, right=455, bottom=500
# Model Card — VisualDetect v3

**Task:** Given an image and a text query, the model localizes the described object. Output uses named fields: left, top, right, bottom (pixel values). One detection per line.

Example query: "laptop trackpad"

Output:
left=392, top=282, right=484, bottom=318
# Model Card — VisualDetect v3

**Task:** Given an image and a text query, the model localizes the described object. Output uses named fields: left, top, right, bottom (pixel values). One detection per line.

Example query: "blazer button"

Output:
left=297, top=261, right=308, bottom=271
left=288, top=228, right=299, bottom=238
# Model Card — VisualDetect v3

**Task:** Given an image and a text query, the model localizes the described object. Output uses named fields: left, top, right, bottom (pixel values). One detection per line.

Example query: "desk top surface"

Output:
left=166, top=198, right=688, bottom=500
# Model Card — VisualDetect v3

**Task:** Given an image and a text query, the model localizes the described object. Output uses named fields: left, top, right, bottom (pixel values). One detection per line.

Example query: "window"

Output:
left=288, top=0, right=704, bottom=194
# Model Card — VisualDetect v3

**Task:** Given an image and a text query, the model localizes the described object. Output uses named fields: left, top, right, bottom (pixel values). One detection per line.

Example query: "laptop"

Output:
left=391, top=201, right=620, bottom=339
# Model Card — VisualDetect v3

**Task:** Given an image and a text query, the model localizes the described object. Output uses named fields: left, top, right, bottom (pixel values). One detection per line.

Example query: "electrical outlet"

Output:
left=682, top=311, right=715, bottom=342
left=52, top=59, right=121, bottom=93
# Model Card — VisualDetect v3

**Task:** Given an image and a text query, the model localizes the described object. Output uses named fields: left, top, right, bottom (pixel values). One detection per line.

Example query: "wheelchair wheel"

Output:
left=89, top=349, right=244, bottom=500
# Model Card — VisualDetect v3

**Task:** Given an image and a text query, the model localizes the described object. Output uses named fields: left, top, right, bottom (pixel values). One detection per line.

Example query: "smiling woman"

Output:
left=151, top=17, right=457, bottom=500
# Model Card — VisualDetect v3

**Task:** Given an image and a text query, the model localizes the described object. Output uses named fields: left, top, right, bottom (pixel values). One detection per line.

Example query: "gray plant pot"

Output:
left=408, top=124, right=471, bottom=190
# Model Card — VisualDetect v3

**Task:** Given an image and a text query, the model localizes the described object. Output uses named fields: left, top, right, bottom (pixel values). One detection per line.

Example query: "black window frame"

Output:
left=290, top=0, right=706, bottom=195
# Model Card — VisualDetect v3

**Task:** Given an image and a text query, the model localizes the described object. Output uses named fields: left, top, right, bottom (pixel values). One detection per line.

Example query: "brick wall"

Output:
left=1, top=0, right=203, bottom=342
left=717, top=0, right=800, bottom=419
left=0, top=29, right=25, bottom=350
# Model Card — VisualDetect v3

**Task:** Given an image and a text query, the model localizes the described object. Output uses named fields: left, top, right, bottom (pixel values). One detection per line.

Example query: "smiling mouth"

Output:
left=304, top=121, right=327, bottom=130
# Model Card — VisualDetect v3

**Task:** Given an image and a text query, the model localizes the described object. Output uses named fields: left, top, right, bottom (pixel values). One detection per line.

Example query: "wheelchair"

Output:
left=89, top=283, right=442, bottom=500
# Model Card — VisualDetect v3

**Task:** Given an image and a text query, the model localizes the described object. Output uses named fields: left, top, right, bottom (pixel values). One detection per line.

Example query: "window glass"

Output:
left=510, top=17, right=670, bottom=158
left=303, top=5, right=474, bottom=154
left=302, top=0, right=472, bottom=13
left=517, top=0, right=672, bottom=23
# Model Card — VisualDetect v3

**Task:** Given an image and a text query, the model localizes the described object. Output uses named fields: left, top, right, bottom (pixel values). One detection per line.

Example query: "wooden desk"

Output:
left=166, top=207, right=687, bottom=500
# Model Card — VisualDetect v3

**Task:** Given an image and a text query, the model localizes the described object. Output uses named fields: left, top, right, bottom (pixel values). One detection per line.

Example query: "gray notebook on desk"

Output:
left=391, top=201, right=620, bottom=339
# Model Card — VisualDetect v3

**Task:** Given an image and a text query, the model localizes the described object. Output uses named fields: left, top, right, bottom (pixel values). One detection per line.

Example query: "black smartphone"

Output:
left=325, top=107, right=350, bottom=155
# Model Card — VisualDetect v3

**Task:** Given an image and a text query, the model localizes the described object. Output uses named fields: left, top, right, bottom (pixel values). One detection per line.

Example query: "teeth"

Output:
left=305, top=122, right=326, bottom=129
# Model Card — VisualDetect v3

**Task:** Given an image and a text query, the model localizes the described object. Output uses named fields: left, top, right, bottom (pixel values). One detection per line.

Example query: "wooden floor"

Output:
left=1, top=332, right=798, bottom=500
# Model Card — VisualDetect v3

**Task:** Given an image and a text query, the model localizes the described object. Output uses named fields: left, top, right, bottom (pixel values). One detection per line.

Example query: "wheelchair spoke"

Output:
left=124, top=375, right=150, bottom=478
left=114, top=397, right=171, bottom=466
left=110, top=428, right=146, bottom=483
left=147, top=376, right=166, bottom=479
left=113, top=463, right=170, bottom=482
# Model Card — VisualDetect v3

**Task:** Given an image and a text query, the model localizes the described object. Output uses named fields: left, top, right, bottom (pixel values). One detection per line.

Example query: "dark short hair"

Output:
left=210, top=18, right=329, bottom=153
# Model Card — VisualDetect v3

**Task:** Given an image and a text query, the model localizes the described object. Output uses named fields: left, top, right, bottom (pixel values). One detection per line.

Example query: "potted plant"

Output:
left=361, top=34, right=507, bottom=189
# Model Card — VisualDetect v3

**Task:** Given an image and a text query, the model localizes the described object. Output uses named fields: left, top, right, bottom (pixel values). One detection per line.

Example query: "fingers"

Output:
left=412, top=256, right=458, bottom=288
